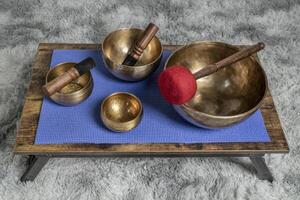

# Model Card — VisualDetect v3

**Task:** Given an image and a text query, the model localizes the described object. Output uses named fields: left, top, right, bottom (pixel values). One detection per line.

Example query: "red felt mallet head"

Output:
left=158, top=66, right=197, bottom=104
left=158, top=42, right=265, bottom=105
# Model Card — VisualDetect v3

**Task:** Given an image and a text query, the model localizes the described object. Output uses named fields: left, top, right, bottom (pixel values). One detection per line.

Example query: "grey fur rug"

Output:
left=0, top=0, right=299, bottom=199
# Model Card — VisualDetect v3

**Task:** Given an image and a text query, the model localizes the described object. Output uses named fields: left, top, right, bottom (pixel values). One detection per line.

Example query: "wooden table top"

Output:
left=13, top=43, right=289, bottom=156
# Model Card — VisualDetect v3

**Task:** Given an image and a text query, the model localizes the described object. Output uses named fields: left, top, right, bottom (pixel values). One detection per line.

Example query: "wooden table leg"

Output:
left=21, top=156, right=49, bottom=182
left=19, top=154, right=274, bottom=182
left=249, top=155, right=273, bottom=182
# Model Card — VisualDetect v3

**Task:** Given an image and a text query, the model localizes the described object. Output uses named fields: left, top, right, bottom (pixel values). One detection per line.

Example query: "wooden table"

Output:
left=14, top=43, right=289, bottom=182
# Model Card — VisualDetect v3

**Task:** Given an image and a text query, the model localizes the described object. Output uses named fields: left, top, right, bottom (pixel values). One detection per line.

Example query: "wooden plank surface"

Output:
left=14, top=43, right=289, bottom=155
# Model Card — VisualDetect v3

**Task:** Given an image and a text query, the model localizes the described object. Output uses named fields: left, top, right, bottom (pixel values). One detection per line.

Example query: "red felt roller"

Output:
left=158, top=66, right=197, bottom=104
left=158, top=42, right=265, bottom=105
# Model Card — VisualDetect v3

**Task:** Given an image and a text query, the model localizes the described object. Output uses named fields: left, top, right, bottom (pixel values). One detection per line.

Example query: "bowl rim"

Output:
left=164, top=40, right=268, bottom=119
left=45, top=62, right=93, bottom=97
left=102, top=27, right=163, bottom=68
left=100, top=92, right=143, bottom=126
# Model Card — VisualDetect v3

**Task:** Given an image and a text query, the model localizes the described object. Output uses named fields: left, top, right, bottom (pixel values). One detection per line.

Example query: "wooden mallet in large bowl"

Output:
left=158, top=42, right=265, bottom=104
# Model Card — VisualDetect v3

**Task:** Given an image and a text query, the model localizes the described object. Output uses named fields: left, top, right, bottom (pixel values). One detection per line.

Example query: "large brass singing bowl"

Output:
left=102, top=28, right=162, bottom=81
left=165, top=41, right=268, bottom=128
left=101, top=92, right=143, bottom=132
left=46, top=62, right=93, bottom=106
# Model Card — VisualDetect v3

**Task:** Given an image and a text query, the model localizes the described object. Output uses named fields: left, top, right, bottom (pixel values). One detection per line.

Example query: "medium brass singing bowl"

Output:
left=165, top=41, right=268, bottom=128
left=101, top=92, right=143, bottom=132
left=46, top=62, right=93, bottom=106
left=102, top=28, right=162, bottom=81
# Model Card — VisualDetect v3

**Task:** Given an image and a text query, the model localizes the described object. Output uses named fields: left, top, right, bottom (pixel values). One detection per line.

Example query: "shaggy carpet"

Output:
left=0, top=0, right=299, bottom=199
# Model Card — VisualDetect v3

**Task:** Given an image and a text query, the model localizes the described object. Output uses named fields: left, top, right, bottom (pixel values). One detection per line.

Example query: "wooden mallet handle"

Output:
left=42, top=68, right=80, bottom=96
left=194, top=42, right=265, bottom=79
left=130, top=23, right=159, bottom=60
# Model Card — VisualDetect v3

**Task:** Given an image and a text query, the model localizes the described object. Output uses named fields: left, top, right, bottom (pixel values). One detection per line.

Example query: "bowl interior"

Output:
left=47, top=63, right=90, bottom=94
left=102, top=28, right=162, bottom=66
left=166, top=42, right=267, bottom=116
left=102, top=93, right=142, bottom=123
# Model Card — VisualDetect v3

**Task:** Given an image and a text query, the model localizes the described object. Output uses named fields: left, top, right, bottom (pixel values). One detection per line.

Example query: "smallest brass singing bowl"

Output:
left=102, top=28, right=162, bottom=81
left=46, top=62, right=93, bottom=106
left=101, top=92, right=143, bottom=132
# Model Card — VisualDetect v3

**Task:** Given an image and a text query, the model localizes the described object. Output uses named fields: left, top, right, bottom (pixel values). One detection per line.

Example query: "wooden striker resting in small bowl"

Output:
left=102, top=24, right=162, bottom=81
left=44, top=62, right=94, bottom=106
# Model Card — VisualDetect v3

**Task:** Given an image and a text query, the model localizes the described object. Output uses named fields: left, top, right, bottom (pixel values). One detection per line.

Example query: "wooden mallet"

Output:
left=42, top=57, right=96, bottom=96
left=158, top=42, right=265, bottom=104
left=122, top=23, right=159, bottom=66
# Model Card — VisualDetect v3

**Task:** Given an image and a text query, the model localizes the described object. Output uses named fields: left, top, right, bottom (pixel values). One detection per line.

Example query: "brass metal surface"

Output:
left=101, top=92, right=143, bottom=132
left=165, top=41, right=268, bottom=128
left=45, top=62, right=93, bottom=106
left=102, top=28, right=162, bottom=81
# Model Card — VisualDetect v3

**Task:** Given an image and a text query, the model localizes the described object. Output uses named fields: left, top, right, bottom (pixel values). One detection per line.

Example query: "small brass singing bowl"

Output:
left=101, top=92, right=143, bottom=132
left=102, top=28, right=162, bottom=81
left=45, top=62, right=93, bottom=106
left=165, top=41, right=268, bottom=128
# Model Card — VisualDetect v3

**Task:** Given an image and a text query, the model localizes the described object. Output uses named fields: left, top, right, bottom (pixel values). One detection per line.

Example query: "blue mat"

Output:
left=35, top=50, right=270, bottom=144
